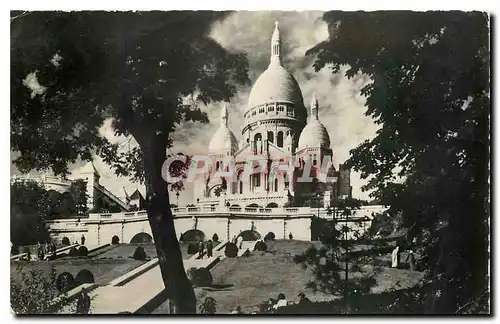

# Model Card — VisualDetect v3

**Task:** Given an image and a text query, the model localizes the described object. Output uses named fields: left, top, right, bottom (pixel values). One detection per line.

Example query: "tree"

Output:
left=309, top=11, right=489, bottom=313
left=68, top=179, right=88, bottom=216
left=11, top=11, right=249, bottom=313
left=11, top=265, right=71, bottom=314
left=294, top=197, right=375, bottom=309
left=10, top=180, right=51, bottom=246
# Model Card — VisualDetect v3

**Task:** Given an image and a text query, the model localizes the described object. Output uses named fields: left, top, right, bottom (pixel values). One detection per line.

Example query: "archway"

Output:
left=111, top=235, right=120, bottom=244
left=75, top=269, right=95, bottom=286
left=208, top=184, right=223, bottom=197
left=230, top=204, right=241, bottom=208
left=246, top=203, right=261, bottom=208
left=266, top=202, right=279, bottom=208
left=237, top=230, right=262, bottom=241
left=130, top=232, right=153, bottom=244
left=180, top=229, right=205, bottom=242
left=56, top=272, right=75, bottom=292
left=61, top=237, right=70, bottom=246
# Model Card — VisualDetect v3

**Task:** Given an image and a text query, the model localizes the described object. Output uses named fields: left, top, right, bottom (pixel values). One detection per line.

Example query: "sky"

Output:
left=11, top=11, right=380, bottom=205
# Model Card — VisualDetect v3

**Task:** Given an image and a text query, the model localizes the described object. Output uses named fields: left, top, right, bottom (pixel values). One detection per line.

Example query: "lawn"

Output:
left=152, top=239, right=424, bottom=314
left=94, top=243, right=191, bottom=260
left=11, top=259, right=145, bottom=296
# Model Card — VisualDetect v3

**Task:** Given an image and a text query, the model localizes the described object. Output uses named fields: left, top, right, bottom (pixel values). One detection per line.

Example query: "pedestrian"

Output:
left=81, top=235, right=86, bottom=246
left=237, top=235, right=243, bottom=249
left=391, top=246, right=400, bottom=268
left=44, top=242, right=49, bottom=255
left=288, top=232, right=293, bottom=240
left=406, top=250, right=416, bottom=271
left=198, top=240, right=205, bottom=258
left=273, top=293, right=287, bottom=310
left=297, top=292, right=311, bottom=305
left=232, top=235, right=237, bottom=244
left=76, top=287, right=91, bottom=314
left=231, top=306, right=243, bottom=314
left=206, top=240, right=213, bottom=258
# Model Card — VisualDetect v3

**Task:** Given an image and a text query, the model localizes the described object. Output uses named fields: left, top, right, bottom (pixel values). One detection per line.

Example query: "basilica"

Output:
left=194, top=22, right=352, bottom=209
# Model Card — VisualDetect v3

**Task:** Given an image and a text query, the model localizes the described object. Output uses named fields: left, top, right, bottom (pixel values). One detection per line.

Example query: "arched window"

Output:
left=277, top=131, right=284, bottom=147
left=252, top=172, right=261, bottom=188
left=267, top=131, right=274, bottom=144
left=274, top=178, right=278, bottom=192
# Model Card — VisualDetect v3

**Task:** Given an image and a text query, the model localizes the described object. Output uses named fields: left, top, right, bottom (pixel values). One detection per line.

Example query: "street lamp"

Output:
left=176, top=191, right=180, bottom=206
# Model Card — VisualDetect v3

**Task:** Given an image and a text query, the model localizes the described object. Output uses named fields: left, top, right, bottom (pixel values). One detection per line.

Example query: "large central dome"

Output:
left=245, top=22, right=307, bottom=121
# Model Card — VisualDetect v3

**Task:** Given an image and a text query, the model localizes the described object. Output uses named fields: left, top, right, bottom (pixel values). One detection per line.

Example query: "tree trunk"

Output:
left=140, top=132, right=197, bottom=314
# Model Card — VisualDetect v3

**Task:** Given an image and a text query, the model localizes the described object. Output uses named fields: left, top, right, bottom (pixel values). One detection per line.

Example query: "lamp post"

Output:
left=176, top=191, right=180, bottom=206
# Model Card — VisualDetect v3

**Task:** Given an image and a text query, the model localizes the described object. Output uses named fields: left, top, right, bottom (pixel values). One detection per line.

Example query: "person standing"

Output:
left=76, top=288, right=91, bottom=314
left=81, top=235, right=86, bottom=246
left=391, top=246, right=400, bottom=268
left=237, top=235, right=243, bottom=250
left=406, top=250, right=416, bottom=271
left=206, top=240, right=213, bottom=258
left=198, top=240, right=205, bottom=258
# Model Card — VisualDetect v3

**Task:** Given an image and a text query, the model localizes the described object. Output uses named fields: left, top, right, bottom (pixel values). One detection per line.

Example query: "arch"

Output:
left=277, top=131, right=284, bottom=147
left=61, top=237, right=70, bottom=246
left=247, top=203, right=261, bottom=208
left=181, top=229, right=205, bottom=242
left=266, top=202, right=279, bottom=208
left=208, top=184, right=223, bottom=197
left=267, top=131, right=274, bottom=143
left=111, top=235, right=120, bottom=244
left=75, top=269, right=95, bottom=286
left=56, top=272, right=75, bottom=292
left=254, top=133, right=262, bottom=142
left=231, top=204, right=241, bottom=208
left=237, top=230, right=262, bottom=241
left=130, top=232, right=153, bottom=244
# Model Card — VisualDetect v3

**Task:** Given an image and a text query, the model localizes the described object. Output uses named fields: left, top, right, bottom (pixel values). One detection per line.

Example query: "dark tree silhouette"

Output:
left=11, top=11, right=249, bottom=313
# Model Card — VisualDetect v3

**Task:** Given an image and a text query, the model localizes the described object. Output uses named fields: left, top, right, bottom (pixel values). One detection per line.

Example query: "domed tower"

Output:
left=208, top=103, right=239, bottom=157
left=242, top=22, right=307, bottom=154
left=296, top=94, right=334, bottom=199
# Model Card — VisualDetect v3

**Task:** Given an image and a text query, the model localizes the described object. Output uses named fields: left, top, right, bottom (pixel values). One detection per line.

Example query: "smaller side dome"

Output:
left=297, top=94, right=331, bottom=150
left=208, top=104, right=239, bottom=154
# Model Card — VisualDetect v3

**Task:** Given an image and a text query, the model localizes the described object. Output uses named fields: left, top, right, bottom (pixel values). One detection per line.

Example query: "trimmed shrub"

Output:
left=191, top=267, right=213, bottom=287
left=11, top=245, right=20, bottom=255
left=111, top=236, right=120, bottom=244
left=61, top=237, right=70, bottom=246
left=264, top=232, right=276, bottom=241
left=187, top=243, right=199, bottom=255
left=212, top=233, right=219, bottom=242
left=78, top=246, right=88, bottom=257
left=224, top=242, right=238, bottom=258
left=68, top=247, right=79, bottom=257
left=254, top=241, right=267, bottom=251
left=242, top=249, right=251, bottom=257
left=55, top=272, right=75, bottom=292
left=132, top=246, right=147, bottom=261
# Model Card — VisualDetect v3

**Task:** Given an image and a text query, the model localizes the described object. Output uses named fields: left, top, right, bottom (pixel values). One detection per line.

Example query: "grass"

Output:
left=10, top=259, right=145, bottom=296
left=93, top=243, right=191, bottom=260
left=152, top=239, right=425, bottom=314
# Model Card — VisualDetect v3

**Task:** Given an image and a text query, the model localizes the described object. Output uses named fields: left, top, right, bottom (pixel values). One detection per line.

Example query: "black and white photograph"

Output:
left=9, top=8, right=491, bottom=315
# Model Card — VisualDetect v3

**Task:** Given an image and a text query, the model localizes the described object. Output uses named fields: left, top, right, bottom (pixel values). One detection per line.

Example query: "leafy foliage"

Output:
left=310, top=11, right=490, bottom=313
left=11, top=265, right=71, bottom=314
left=10, top=181, right=51, bottom=246
left=11, top=11, right=250, bottom=313
left=199, top=296, right=217, bottom=314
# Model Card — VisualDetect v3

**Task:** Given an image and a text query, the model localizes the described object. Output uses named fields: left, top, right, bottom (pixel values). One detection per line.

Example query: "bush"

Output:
left=132, top=246, right=147, bottom=261
left=68, top=247, right=79, bottom=257
left=61, top=237, right=70, bottom=246
left=212, top=233, right=219, bottom=242
left=264, top=232, right=276, bottom=241
left=254, top=241, right=267, bottom=251
left=191, top=267, right=213, bottom=287
left=187, top=243, right=199, bottom=255
left=199, top=297, right=217, bottom=314
left=55, top=272, right=75, bottom=293
left=242, top=249, right=251, bottom=257
left=78, top=246, right=88, bottom=257
left=11, top=245, right=20, bottom=255
left=224, top=242, right=238, bottom=258
left=111, top=236, right=120, bottom=244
